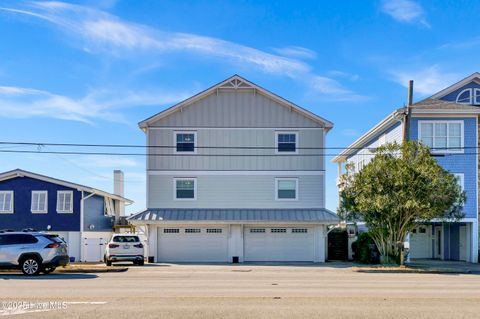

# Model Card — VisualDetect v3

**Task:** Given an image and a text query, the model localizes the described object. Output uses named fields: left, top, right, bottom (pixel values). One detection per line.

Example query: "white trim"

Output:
left=475, top=88, right=480, bottom=105
left=138, top=75, right=334, bottom=131
left=148, top=127, right=324, bottom=130
left=0, top=169, right=132, bottom=204
left=0, top=190, right=14, bottom=214
left=456, top=88, right=473, bottom=104
left=417, top=120, right=464, bottom=154
left=148, top=170, right=324, bottom=176
left=173, top=177, right=197, bottom=201
left=430, top=73, right=480, bottom=99
left=173, top=131, right=197, bottom=154
left=412, top=112, right=479, bottom=117
left=57, top=190, right=73, bottom=214
left=275, top=178, right=298, bottom=201
left=275, top=131, right=299, bottom=154
left=31, top=190, right=48, bottom=214
left=453, top=173, right=464, bottom=190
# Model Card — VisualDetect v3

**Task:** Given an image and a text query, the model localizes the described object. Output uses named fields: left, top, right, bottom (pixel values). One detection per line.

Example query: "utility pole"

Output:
left=402, top=80, right=414, bottom=142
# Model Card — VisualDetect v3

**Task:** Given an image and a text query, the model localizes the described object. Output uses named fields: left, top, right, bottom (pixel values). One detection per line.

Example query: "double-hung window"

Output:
left=31, top=191, right=48, bottom=214
left=418, top=121, right=463, bottom=153
left=174, top=178, right=196, bottom=200
left=0, top=191, right=13, bottom=214
left=57, top=191, right=73, bottom=213
left=276, top=132, right=298, bottom=153
left=275, top=178, right=298, bottom=200
left=175, top=132, right=196, bottom=153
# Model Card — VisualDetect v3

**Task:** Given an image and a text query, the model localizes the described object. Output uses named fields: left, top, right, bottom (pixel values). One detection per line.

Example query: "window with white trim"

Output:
left=249, top=228, right=265, bottom=233
left=31, top=191, right=48, bottom=214
left=174, top=178, right=196, bottom=200
left=276, top=178, right=298, bottom=200
left=456, top=88, right=480, bottom=105
left=57, top=191, right=73, bottom=213
left=271, top=228, right=287, bottom=233
left=292, top=228, right=308, bottom=233
left=163, top=228, right=179, bottom=233
left=453, top=173, right=464, bottom=190
left=185, top=228, right=201, bottom=233
left=276, top=132, right=297, bottom=153
left=175, top=132, right=196, bottom=153
left=418, top=121, right=463, bottom=153
left=206, top=228, right=223, bottom=233
left=0, top=191, right=13, bottom=214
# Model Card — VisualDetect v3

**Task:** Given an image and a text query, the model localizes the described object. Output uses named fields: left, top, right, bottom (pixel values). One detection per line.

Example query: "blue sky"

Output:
left=0, top=0, right=479, bottom=213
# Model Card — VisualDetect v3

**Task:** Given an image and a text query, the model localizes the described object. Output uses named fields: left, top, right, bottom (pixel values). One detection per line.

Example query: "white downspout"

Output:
left=80, top=191, right=96, bottom=262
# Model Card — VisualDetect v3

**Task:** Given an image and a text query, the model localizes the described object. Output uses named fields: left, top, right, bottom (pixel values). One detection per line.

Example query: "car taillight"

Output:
left=109, top=244, right=120, bottom=248
left=45, top=243, right=60, bottom=248
left=134, top=243, right=144, bottom=248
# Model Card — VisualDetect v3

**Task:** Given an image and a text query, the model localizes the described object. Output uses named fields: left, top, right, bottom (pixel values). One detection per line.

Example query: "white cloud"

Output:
left=75, top=156, right=140, bottom=168
left=390, top=65, right=459, bottom=96
left=0, top=85, right=190, bottom=123
left=0, top=1, right=363, bottom=100
left=341, top=128, right=359, bottom=137
left=381, top=0, right=430, bottom=27
left=272, top=46, right=317, bottom=60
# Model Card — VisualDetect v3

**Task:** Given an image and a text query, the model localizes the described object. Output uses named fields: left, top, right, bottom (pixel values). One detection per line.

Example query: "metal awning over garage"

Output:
left=128, top=208, right=339, bottom=223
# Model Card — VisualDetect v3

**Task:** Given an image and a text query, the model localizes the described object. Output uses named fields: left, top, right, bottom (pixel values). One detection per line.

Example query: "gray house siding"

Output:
left=83, top=194, right=113, bottom=232
left=149, top=90, right=323, bottom=128
left=148, top=127, right=325, bottom=171
left=148, top=174, right=325, bottom=209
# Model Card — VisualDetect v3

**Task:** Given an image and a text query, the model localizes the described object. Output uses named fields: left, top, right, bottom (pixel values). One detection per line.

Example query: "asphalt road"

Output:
left=1, top=263, right=480, bottom=318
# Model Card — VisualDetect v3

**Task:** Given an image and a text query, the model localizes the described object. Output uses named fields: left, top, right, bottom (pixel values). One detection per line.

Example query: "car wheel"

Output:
left=138, top=260, right=145, bottom=266
left=106, top=260, right=112, bottom=266
left=43, top=267, right=56, bottom=274
left=21, top=257, right=41, bottom=276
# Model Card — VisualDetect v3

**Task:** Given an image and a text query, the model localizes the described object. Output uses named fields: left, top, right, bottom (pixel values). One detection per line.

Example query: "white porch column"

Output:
left=472, top=220, right=478, bottom=263
left=228, top=224, right=244, bottom=263
left=405, top=232, right=411, bottom=263
left=314, top=225, right=326, bottom=263
left=148, top=225, right=158, bottom=262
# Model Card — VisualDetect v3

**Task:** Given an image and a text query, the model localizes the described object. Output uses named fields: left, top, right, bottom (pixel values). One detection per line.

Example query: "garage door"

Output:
left=244, top=227, right=314, bottom=262
left=409, top=226, right=431, bottom=259
left=157, top=227, right=228, bottom=262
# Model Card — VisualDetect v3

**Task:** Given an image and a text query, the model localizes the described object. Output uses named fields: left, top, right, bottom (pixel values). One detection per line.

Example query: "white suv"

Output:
left=104, top=234, right=144, bottom=266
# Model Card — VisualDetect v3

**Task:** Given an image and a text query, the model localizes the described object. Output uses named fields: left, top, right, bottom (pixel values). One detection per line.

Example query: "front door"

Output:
left=434, top=226, right=442, bottom=259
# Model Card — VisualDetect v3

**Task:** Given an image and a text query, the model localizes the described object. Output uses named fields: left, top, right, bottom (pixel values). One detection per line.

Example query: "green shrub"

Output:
left=352, top=232, right=379, bottom=264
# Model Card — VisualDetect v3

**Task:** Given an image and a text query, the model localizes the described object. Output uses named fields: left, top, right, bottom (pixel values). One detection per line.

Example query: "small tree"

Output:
left=339, top=141, right=465, bottom=264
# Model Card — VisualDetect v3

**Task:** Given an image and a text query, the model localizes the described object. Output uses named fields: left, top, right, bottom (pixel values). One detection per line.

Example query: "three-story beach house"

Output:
left=128, top=75, right=338, bottom=263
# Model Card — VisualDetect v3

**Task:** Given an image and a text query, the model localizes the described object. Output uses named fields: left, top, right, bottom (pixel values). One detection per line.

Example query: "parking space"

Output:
left=1, top=264, right=480, bottom=318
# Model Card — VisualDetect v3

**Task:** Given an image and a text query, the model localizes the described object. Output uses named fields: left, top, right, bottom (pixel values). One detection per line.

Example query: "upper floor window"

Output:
left=31, top=191, right=48, bottom=214
left=57, top=191, right=73, bottom=213
left=276, top=132, right=298, bottom=153
left=0, top=191, right=13, bottom=214
left=175, top=132, right=196, bottom=153
left=456, top=88, right=480, bottom=105
left=174, top=178, right=196, bottom=200
left=275, top=178, right=298, bottom=200
left=418, top=121, right=463, bottom=153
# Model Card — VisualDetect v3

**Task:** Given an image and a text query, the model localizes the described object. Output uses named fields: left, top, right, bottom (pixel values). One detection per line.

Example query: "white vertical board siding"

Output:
left=148, top=128, right=324, bottom=171
left=149, top=90, right=323, bottom=128
left=148, top=174, right=324, bottom=209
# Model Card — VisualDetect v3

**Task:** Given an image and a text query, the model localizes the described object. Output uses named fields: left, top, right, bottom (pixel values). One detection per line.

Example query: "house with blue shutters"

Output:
left=0, top=169, right=133, bottom=262
left=333, top=73, right=480, bottom=263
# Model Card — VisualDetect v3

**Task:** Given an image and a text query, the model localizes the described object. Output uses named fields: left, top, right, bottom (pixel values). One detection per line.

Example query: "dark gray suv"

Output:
left=0, top=232, right=69, bottom=275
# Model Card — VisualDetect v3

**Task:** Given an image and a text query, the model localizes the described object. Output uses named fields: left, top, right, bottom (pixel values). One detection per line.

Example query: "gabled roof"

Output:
left=0, top=169, right=133, bottom=204
left=128, top=208, right=339, bottom=223
left=138, top=74, right=334, bottom=131
left=430, top=72, right=480, bottom=99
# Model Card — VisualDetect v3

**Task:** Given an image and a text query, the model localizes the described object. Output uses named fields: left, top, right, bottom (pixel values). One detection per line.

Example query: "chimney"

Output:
left=114, top=170, right=125, bottom=217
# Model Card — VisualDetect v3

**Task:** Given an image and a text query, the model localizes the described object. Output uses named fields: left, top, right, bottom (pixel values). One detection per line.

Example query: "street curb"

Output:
left=56, top=267, right=129, bottom=273
left=354, top=268, right=471, bottom=274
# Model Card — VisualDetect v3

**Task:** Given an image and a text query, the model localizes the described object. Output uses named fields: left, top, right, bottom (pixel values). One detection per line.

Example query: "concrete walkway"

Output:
left=408, top=259, right=480, bottom=274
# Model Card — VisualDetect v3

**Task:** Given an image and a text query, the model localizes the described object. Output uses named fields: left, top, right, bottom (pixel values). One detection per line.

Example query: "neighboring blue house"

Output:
left=0, top=169, right=133, bottom=262
left=333, top=73, right=480, bottom=263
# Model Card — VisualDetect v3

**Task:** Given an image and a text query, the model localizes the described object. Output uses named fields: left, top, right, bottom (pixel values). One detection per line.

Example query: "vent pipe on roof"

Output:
left=403, top=80, right=414, bottom=142
left=114, top=170, right=125, bottom=219
left=408, top=80, right=414, bottom=107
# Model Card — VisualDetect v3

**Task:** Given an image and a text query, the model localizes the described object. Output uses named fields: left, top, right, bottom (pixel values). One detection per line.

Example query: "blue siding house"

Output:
left=0, top=169, right=133, bottom=262
left=333, top=73, right=480, bottom=263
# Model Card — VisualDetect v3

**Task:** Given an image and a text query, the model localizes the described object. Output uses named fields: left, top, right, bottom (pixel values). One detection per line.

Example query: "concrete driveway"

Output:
left=1, top=263, right=479, bottom=318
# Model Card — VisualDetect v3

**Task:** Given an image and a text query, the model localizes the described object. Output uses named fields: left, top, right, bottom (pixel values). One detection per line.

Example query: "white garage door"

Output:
left=157, top=227, right=228, bottom=262
left=244, top=227, right=314, bottom=262
left=409, top=226, right=431, bottom=259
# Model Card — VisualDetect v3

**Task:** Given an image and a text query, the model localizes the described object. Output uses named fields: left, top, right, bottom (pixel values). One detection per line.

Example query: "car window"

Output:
left=112, top=236, right=139, bottom=243
left=1, top=234, right=38, bottom=245
left=41, top=235, right=64, bottom=243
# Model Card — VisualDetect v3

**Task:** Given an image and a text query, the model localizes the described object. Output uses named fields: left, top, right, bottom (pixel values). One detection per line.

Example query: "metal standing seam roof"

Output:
left=127, top=208, right=339, bottom=223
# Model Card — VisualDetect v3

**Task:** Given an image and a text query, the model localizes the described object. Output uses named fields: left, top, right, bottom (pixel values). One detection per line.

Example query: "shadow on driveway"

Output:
left=0, top=273, right=98, bottom=280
